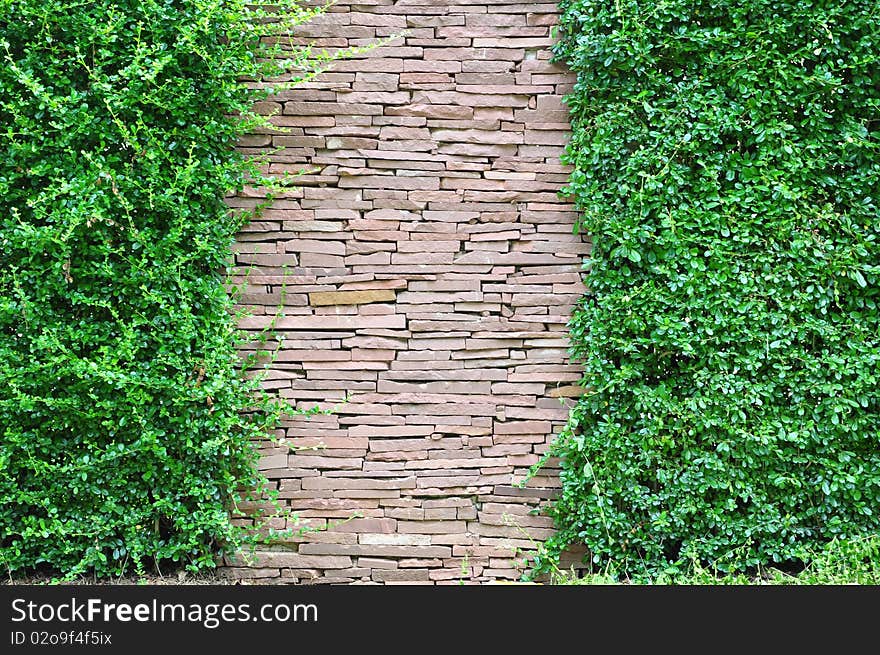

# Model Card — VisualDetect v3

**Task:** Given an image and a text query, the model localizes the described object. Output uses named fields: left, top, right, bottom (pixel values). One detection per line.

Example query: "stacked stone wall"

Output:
left=228, top=0, right=585, bottom=583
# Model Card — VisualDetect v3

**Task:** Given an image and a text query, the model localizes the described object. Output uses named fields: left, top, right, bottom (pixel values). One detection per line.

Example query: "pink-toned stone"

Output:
left=308, top=290, right=397, bottom=306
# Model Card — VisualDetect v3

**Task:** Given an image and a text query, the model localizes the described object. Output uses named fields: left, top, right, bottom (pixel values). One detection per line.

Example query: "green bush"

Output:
left=539, top=0, right=880, bottom=579
left=0, top=0, right=330, bottom=577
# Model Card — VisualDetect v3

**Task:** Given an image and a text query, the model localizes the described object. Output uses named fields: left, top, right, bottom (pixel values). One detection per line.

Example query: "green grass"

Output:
left=550, top=535, right=880, bottom=585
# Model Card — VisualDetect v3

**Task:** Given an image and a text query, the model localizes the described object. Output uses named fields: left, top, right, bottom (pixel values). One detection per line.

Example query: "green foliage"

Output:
left=0, top=0, right=334, bottom=577
left=540, top=0, right=880, bottom=579
left=552, top=535, right=880, bottom=585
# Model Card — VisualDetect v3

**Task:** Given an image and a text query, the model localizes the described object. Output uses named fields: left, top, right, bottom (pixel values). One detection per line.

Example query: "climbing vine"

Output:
left=0, top=0, right=336, bottom=577
left=540, top=0, right=880, bottom=578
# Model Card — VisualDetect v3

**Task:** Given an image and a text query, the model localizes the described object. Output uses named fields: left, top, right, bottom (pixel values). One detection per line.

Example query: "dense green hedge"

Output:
left=0, top=0, right=328, bottom=577
left=540, top=0, right=880, bottom=578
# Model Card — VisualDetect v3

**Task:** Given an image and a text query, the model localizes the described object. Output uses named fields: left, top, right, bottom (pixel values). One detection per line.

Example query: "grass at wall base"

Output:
left=0, top=0, right=341, bottom=579
left=550, top=535, right=880, bottom=585
left=533, top=0, right=880, bottom=581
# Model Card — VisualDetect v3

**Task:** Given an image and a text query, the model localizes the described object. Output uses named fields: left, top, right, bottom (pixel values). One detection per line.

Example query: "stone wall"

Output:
left=226, top=0, right=586, bottom=583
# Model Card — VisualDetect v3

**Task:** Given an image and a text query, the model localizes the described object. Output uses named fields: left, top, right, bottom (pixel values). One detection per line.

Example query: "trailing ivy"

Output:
left=0, top=0, right=335, bottom=577
left=539, top=0, right=880, bottom=578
